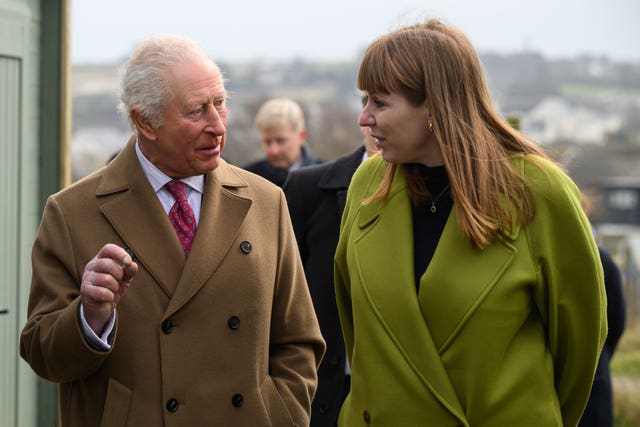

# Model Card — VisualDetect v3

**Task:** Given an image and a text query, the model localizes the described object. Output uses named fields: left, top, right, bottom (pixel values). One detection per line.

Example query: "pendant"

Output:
left=430, top=203, right=437, bottom=213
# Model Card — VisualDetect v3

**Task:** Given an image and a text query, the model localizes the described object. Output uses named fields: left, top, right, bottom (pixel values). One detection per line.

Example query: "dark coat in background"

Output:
left=283, top=146, right=366, bottom=426
left=579, top=246, right=626, bottom=427
left=243, top=144, right=321, bottom=187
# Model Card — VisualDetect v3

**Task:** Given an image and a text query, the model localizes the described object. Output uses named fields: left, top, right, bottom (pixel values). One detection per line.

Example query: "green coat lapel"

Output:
left=354, top=164, right=519, bottom=421
left=418, top=211, right=517, bottom=352
left=354, top=170, right=467, bottom=422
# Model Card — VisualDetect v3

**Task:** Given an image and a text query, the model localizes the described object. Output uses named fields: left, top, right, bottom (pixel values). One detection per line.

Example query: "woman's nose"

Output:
left=358, top=110, right=374, bottom=127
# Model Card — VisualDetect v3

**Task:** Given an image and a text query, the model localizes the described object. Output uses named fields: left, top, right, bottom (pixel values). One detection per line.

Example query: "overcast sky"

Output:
left=71, top=0, right=639, bottom=64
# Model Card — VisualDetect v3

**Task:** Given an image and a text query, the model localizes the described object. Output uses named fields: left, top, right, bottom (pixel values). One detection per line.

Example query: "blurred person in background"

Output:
left=20, top=34, right=324, bottom=426
left=334, top=18, right=607, bottom=426
left=243, top=98, right=321, bottom=186
left=579, top=194, right=626, bottom=427
left=282, top=95, right=378, bottom=426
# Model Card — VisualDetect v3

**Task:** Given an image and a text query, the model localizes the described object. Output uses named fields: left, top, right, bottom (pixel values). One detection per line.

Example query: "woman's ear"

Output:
left=130, top=109, right=157, bottom=141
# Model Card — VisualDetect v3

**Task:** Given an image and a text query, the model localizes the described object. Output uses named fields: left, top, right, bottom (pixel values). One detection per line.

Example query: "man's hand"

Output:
left=80, top=244, right=138, bottom=335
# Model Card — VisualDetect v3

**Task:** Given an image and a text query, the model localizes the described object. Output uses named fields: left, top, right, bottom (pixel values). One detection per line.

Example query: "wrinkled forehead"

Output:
left=170, top=57, right=226, bottom=100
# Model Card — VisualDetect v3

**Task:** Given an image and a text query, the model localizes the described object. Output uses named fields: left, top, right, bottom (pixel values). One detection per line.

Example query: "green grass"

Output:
left=559, top=83, right=640, bottom=98
left=612, top=321, right=640, bottom=426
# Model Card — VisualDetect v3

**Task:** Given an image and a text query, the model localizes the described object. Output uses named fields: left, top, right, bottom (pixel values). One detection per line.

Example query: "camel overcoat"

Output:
left=334, top=154, right=606, bottom=427
left=20, top=138, right=325, bottom=427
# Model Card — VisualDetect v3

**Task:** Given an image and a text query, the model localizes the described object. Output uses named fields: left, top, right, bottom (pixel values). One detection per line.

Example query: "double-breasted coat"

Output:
left=20, top=138, right=325, bottom=427
left=283, top=146, right=366, bottom=426
left=334, top=154, right=607, bottom=427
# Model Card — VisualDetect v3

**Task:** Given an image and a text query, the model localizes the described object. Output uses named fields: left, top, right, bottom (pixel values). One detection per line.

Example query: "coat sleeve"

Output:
left=268, top=189, right=325, bottom=426
left=524, top=158, right=607, bottom=427
left=20, top=195, right=112, bottom=383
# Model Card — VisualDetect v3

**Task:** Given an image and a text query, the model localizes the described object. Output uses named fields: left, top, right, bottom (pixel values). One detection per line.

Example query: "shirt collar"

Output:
left=135, top=140, right=204, bottom=194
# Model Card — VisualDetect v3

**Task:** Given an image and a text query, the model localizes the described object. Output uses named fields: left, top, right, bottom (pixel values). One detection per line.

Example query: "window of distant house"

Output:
left=608, top=189, right=638, bottom=210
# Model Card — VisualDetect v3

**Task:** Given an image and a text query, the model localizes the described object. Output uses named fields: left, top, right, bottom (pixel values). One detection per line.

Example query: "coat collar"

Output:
left=317, top=146, right=366, bottom=190
left=353, top=163, right=516, bottom=422
left=96, top=137, right=251, bottom=315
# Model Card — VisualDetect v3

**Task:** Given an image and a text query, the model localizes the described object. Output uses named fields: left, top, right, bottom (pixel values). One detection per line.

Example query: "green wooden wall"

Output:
left=0, top=0, right=66, bottom=425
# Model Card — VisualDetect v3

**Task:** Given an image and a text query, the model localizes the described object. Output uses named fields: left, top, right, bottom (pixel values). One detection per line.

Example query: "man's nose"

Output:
left=265, top=143, right=281, bottom=156
left=205, top=107, right=226, bottom=135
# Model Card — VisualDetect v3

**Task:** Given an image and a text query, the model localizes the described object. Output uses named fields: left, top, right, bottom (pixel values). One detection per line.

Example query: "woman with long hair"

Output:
left=334, top=19, right=606, bottom=426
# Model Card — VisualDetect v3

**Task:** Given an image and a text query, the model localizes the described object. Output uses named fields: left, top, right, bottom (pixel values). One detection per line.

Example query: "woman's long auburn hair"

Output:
left=358, top=19, right=554, bottom=249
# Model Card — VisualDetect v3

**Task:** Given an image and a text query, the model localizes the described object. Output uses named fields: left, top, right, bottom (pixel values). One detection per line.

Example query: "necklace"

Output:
left=429, top=183, right=451, bottom=213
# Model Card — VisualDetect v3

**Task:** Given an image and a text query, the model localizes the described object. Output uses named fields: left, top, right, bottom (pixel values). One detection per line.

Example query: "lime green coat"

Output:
left=334, top=154, right=607, bottom=427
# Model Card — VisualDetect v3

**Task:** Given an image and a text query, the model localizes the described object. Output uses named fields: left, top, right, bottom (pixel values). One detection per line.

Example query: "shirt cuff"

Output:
left=79, top=304, right=116, bottom=351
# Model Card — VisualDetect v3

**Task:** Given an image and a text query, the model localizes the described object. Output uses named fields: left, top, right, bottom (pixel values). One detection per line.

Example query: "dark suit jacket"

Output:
left=283, top=146, right=366, bottom=426
left=243, top=144, right=320, bottom=187
left=579, top=246, right=626, bottom=427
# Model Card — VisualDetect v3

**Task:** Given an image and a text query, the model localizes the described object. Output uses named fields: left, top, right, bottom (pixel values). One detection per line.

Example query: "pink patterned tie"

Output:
left=165, top=180, right=197, bottom=254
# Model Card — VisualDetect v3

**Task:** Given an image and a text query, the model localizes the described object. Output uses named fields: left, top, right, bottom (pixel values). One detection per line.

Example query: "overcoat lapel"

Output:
left=97, top=138, right=185, bottom=297
left=353, top=165, right=517, bottom=423
left=165, top=161, right=251, bottom=316
left=418, top=216, right=516, bottom=352
left=354, top=172, right=467, bottom=422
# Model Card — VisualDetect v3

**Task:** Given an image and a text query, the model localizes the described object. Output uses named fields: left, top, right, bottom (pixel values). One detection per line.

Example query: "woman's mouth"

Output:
left=372, top=135, right=385, bottom=147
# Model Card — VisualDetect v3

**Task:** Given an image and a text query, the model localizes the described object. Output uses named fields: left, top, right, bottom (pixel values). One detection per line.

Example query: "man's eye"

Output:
left=188, top=106, right=206, bottom=117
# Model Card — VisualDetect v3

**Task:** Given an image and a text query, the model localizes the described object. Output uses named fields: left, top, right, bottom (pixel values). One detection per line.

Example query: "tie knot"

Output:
left=165, top=180, right=188, bottom=202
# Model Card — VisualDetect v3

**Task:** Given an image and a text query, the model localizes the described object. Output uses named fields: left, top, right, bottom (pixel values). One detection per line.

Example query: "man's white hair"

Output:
left=117, top=34, right=219, bottom=132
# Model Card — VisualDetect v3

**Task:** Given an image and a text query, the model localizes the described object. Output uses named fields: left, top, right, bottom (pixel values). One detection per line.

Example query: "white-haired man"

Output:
left=21, top=34, right=324, bottom=426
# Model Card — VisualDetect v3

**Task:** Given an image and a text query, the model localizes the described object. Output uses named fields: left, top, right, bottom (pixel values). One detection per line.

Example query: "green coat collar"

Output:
left=352, top=163, right=517, bottom=421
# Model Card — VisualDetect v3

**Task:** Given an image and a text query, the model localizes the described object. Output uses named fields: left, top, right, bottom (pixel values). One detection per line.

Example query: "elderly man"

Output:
left=20, top=35, right=324, bottom=426
left=243, top=98, right=320, bottom=186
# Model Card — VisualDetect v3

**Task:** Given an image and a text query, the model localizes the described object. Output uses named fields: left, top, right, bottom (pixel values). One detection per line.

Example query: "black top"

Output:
left=411, top=164, right=453, bottom=290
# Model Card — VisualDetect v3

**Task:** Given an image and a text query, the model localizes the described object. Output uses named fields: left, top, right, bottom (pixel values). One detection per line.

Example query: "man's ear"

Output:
left=131, top=109, right=157, bottom=141
left=298, top=129, right=307, bottom=145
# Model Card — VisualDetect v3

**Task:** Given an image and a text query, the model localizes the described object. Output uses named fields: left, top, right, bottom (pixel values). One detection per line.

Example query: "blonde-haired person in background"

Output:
left=334, top=18, right=606, bottom=426
left=243, top=98, right=321, bottom=186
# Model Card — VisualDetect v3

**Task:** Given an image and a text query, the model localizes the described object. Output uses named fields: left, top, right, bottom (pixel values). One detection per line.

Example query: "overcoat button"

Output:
left=319, top=403, right=329, bottom=414
left=166, top=398, right=179, bottom=412
left=227, top=315, right=241, bottom=330
left=231, top=393, right=244, bottom=407
left=363, top=410, right=371, bottom=423
left=124, top=247, right=135, bottom=261
left=330, top=357, right=340, bottom=367
left=161, top=319, right=174, bottom=334
left=240, top=241, right=252, bottom=254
